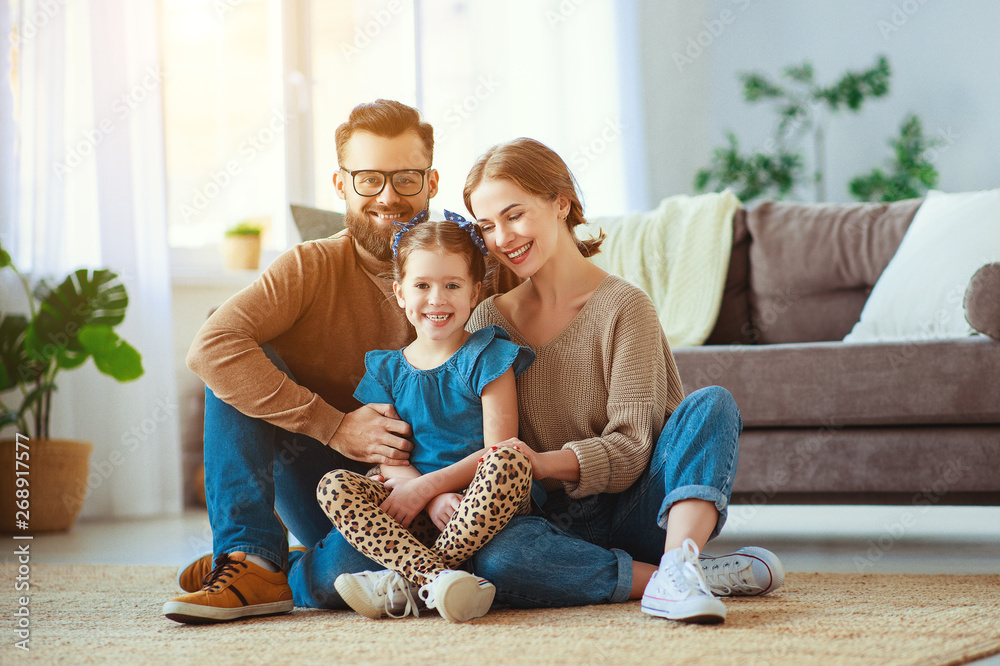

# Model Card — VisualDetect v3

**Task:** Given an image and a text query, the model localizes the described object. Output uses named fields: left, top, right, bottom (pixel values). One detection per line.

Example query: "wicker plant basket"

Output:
left=1, top=439, right=93, bottom=533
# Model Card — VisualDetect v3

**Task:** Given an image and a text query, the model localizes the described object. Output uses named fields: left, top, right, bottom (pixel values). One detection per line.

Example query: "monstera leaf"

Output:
left=24, top=268, right=128, bottom=368
left=0, top=241, right=144, bottom=439
left=78, top=324, right=143, bottom=382
left=0, top=314, right=30, bottom=391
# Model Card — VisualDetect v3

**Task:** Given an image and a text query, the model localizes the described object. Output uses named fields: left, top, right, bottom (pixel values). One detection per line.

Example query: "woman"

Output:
left=462, top=138, right=783, bottom=624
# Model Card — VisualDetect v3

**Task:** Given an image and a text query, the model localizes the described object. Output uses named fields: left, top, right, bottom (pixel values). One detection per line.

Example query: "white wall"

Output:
left=171, top=277, right=257, bottom=505
left=637, top=0, right=1000, bottom=205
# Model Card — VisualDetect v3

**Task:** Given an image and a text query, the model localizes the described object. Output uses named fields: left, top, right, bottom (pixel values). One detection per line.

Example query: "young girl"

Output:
left=317, top=210, right=535, bottom=623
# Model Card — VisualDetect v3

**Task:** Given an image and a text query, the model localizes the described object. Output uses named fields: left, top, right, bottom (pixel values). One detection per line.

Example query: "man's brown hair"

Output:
left=335, top=99, right=434, bottom=167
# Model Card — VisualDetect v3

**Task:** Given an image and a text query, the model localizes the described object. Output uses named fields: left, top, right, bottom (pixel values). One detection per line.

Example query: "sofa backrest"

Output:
left=705, top=198, right=923, bottom=345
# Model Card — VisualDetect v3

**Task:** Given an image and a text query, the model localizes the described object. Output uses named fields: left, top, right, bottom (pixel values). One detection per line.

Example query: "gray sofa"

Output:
left=288, top=200, right=1000, bottom=504
left=672, top=199, right=1000, bottom=504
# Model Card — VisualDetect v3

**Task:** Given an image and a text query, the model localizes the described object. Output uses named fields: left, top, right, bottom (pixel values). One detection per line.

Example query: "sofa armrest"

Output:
left=965, top=262, right=1000, bottom=340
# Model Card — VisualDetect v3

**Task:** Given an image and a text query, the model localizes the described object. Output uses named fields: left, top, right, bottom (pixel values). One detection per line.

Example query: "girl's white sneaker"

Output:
left=419, top=570, right=496, bottom=623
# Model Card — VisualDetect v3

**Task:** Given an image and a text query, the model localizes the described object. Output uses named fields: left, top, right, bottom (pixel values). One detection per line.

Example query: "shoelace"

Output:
left=665, top=540, right=714, bottom=599
left=201, top=554, right=248, bottom=592
left=374, top=572, right=420, bottom=619
left=703, top=559, right=763, bottom=596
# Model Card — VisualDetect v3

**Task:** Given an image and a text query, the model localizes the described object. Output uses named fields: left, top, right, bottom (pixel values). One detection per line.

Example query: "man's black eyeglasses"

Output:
left=340, top=168, right=432, bottom=197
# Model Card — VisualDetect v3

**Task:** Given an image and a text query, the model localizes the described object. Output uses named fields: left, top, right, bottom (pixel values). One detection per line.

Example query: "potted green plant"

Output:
left=222, top=219, right=264, bottom=270
left=0, top=240, right=144, bottom=532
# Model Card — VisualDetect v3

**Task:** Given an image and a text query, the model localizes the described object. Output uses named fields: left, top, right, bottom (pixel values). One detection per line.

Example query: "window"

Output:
left=160, top=0, right=287, bottom=253
left=159, top=0, right=633, bottom=263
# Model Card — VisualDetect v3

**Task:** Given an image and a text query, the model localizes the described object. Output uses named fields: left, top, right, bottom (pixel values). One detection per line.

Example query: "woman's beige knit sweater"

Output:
left=468, top=275, right=685, bottom=498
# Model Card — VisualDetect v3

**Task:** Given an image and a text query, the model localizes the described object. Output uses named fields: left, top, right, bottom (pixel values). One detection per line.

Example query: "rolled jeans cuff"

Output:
left=661, top=484, right=729, bottom=541
left=609, top=547, right=633, bottom=604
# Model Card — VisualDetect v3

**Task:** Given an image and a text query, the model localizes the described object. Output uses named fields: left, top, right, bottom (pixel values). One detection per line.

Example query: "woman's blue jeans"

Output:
left=467, top=386, right=741, bottom=607
left=204, top=344, right=740, bottom=609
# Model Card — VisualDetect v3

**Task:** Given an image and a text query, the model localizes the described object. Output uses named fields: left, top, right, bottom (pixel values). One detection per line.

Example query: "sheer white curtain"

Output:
left=12, top=0, right=181, bottom=518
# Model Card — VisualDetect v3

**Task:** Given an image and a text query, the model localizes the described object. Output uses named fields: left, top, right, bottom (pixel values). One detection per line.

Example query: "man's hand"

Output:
left=426, top=492, right=463, bottom=531
left=330, top=404, right=414, bottom=466
left=380, top=476, right=434, bottom=528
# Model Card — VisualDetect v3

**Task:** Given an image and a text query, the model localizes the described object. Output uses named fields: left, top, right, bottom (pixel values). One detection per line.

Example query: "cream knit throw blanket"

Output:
left=587, top=191, right=740, bottom=348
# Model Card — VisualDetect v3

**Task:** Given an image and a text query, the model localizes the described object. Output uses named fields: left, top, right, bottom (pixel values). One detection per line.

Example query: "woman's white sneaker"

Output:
left=699, top=546, right=785, bottom=597
left=641, top=539, right=726, bottom=624
left=418, top=570, right=495, bottom=623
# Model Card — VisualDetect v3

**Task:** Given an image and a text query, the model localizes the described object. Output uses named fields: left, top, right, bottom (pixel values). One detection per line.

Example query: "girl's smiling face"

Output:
left=470, top=178, right=568, bottom=278
left=393, top=249, right=481, bottom=344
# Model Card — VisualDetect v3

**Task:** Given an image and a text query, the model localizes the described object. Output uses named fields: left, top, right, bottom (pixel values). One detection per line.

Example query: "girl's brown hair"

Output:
left=462, top=137, right=604, bottom=258
left=393, top=219, right=487, bottom=285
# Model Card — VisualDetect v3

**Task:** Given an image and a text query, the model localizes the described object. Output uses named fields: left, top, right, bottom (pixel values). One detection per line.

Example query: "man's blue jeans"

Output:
left=467, top=386, right=741, bottom=607
left=202, top=347, right=383, bottom=608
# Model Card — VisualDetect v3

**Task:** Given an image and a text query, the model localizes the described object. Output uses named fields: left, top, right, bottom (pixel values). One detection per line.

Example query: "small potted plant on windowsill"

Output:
left=0, top=241, right=144, bottom=532
left=222, top=219, right=264, bottom=270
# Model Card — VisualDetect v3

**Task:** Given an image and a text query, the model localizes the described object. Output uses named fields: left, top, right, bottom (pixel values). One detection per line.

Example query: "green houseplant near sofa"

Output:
left=0, top=241, right=144, bottom=532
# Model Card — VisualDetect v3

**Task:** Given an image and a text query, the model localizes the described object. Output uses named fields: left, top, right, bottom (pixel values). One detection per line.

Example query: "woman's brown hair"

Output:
left=462, top=137, right=604, bottom=258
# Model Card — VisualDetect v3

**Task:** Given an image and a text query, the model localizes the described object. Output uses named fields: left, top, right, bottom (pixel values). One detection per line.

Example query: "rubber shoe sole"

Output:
left=429, top=574, right=495, bottom=623
left=335, top=575, right=387, bottom=620
left=641, top=595, right=726, bottom=624
left=163, top=599, right=293, bottom=624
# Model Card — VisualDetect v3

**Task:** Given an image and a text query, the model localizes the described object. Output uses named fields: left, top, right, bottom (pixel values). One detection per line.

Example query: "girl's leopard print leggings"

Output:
left=317, top=446, right=532, bottom=587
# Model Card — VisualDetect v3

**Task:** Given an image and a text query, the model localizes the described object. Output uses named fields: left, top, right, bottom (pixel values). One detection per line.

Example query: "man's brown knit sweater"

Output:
left=187, top=230, right=517, bottom=447
left=467, top=275, right=685, bottom=498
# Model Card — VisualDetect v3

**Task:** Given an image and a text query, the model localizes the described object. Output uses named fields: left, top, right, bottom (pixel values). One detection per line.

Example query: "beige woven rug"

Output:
left=3, top=565, right=999, bottom=665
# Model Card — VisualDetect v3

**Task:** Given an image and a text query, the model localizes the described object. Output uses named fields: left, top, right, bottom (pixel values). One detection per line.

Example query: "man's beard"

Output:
left=345, top=200, right=427, bottom=262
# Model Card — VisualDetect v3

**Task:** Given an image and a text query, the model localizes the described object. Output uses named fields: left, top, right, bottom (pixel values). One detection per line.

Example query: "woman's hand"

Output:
left=425, top=492, right=464, bottom=531
left=493, top=437, right=545, bottom=478
left=380, top=476, right=433, bottom=529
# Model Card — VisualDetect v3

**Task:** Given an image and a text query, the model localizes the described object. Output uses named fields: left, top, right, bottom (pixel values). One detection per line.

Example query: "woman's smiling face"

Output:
left=470, top=178, right=567, bottom=278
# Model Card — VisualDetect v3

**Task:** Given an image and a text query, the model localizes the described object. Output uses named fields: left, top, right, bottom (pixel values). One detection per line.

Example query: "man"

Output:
left=164, top=99, right=515, bottom=624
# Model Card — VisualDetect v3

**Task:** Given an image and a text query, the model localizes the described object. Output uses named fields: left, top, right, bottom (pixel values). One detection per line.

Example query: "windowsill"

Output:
left=170, top=266, right=264, bottom=287
left=169, top=247, right=281, bottom=287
